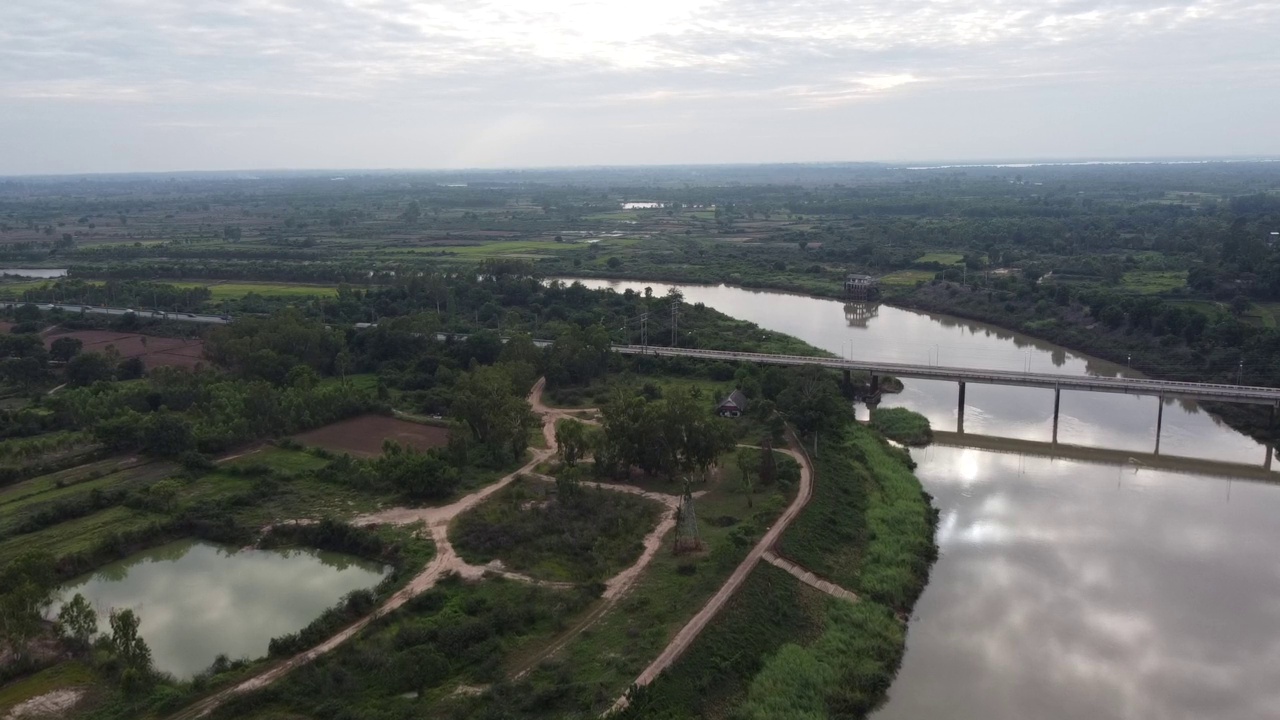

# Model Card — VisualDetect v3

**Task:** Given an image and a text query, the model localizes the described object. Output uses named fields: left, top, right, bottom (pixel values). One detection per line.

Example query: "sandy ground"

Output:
left=3, top=688, right=86, bottom=719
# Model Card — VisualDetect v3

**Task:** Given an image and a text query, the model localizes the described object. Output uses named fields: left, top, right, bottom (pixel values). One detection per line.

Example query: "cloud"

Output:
left=0, top=0, right=1277, bottom=171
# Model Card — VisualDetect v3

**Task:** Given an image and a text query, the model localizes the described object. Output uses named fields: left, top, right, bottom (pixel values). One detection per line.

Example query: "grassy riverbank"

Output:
left=617, top=421, right=939, bottom=718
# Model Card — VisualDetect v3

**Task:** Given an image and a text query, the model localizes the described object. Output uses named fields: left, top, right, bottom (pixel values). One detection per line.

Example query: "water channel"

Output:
left=50, top=539, right=387, bottom=679
left=566, top=278, right=1280, bottom=720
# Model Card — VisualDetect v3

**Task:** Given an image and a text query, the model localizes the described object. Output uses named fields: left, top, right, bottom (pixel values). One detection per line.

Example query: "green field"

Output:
left=167, top=281, right=340, bottom=299
left=915, top=252, right=964, bottom=266
left=879, top=269, right=936, bottom=287
left=1121, top=270, right=1186, bottom=294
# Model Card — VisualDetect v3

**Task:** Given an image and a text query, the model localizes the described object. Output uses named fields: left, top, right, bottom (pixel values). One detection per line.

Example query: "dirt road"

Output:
left=171, top=380, right=561, bottom=719
left=608, top=435, right=815, bottom=714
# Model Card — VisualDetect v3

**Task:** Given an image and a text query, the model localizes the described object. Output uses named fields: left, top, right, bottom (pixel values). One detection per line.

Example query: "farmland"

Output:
left=292, top=414, right=449, bottom=457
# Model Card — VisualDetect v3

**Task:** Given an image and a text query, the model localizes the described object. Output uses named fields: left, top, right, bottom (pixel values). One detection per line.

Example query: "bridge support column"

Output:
left=842, top=369, right=851, bottom=391
left=1052, top=388, right=1061, bottom=444
left=1266, top=444, right=1274, bottom=472
left=957, top=382, right=966, bottom=434
left=1155, top=396, right=1165, bottom=455
left=869, top=374, right=879, bottom=396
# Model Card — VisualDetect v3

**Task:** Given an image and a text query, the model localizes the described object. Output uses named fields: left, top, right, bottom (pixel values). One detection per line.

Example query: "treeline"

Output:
left=19, top=279, right=213, bottom=312
left=901, top=277, right=1280, bottom=437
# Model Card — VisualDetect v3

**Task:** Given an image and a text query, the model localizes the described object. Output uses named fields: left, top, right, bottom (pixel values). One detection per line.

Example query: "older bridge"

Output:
left=611, top=344, right=1280, bottom=449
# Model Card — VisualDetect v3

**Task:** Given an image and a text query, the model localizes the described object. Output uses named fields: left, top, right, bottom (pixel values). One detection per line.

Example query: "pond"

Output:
left=562, top=277, right=1280, bottom=720
left=50, top=539, right=388, bottom=678
left=0, top=268, right=66, bottom=279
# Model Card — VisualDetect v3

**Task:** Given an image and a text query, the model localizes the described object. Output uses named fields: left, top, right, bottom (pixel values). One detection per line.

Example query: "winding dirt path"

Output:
left=172, top=380, right=561, bottom=719
left=608, top=435, right=815, bottom=714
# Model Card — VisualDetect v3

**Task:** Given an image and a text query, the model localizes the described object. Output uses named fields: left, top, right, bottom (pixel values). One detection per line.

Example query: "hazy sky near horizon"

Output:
left=2, top=0, right=1278, bottom=175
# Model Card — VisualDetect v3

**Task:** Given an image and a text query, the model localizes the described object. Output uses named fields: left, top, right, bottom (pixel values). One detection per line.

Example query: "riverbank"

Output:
left=561, top=269, right=1277, bottom=445
left=616, top=420, right=938, bottom=718
left=894, top=281, right=1277, bottom=443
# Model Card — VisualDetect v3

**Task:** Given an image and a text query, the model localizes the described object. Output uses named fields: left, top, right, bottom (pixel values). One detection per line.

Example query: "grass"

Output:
left=165, top=281, right=340, bottom=300
left=0, top=661, right=100, bottom=715
left=869, top=407, right=933, bottom=446
left=222, top=446, right=329, bottom=474
left=0, top=506, right=164, bottom=568
left=207, top=575, right=596, bottom=720
left=1120, top=270, right=1186, bottom=294
left=915, top=252, right=964, bottom=266
left=738, top=599, right=906, bottom=719
left=615, top=563, right=827, bottom=719
left=451, top=475, right=663, bottom=583
left=779, top=423, right=936, bottom=608
left=543, top=372, right=731, bottom=410
left=499, top=460, right=798, bottom=716
left=878, top=269, right=935, bottom=287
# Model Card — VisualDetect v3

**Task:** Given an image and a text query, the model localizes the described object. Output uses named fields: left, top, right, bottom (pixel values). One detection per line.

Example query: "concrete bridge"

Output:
left=611, top=344, right=1280, bottom=447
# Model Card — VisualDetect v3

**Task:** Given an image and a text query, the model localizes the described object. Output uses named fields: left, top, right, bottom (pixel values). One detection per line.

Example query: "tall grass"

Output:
left=869, top=407, right=933, bottom=446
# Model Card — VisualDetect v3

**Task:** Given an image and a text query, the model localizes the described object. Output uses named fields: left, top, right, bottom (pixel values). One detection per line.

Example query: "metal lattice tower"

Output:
left=670, top=300, right=679, bottom=347
left=673, top=478, right=702, bottom=554
left=640, top=312, right=649, bottom=348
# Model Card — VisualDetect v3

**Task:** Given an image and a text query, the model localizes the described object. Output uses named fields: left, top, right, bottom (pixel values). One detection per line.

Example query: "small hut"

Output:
left=717, top=390, right=749, bottom=418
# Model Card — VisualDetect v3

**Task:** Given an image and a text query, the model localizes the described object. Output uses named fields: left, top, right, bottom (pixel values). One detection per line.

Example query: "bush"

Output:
left=869, top=407, right=933, bottom=446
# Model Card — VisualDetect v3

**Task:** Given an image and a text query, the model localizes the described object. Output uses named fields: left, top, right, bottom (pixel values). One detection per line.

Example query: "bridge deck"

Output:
left=613, top=345, right=1280, bottom=406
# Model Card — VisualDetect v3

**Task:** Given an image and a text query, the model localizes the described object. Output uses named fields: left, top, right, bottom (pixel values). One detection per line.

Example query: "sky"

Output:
left=1, top=0, right=1278, bottom=175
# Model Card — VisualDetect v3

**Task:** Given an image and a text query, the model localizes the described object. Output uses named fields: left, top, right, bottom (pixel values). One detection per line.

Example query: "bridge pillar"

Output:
left=842, top=369, right=851, bottom=391
left=1267, top=444, right=1274, bottom=472
left=957, top=382, right=966, bottom=434
left=1155, top=396, right=1165, bottom=455
left=869, top=374, right=879, bottom=396
left=1052, top=388, right=1061, bottom=444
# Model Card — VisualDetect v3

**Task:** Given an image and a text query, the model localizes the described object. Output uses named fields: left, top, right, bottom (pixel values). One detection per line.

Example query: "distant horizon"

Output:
left=5, top=155, right=1280, bottom=181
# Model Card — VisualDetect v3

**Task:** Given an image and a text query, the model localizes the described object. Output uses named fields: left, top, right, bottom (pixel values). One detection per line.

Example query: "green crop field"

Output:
left=167, top=281, right=340, bottom=299
left=879, top=269, right=936, bottom=287
left=1121, top=270, right=1186, bottom=294
left=915, top=252, right=965, bottom=265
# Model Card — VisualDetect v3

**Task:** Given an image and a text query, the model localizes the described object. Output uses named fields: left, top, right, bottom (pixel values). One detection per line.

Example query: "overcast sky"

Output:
left=2, top=0, right=1278, bottom=174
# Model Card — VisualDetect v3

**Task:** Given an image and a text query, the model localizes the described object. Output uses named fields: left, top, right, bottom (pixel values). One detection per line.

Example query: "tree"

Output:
left=13, top=303, right=40, bottom=323
left=0, top=552, right=56, bottom=658
left=148, top=479, right=182, bottom=512
left=374, top=443, right=460, bottom=500
left=735, top=447, right=759, bottom=507
left=1230, top=294, right=1252, bottom=317
left=777, top=366, right=849, bottom=436
left=65, top=352, right=114, bottom=386
left=49, top=337, right=83, bottom=362
left=109, top=608, right=152, bottom=673
left=555, top=419, right=589, bottom=467
left=450, top=365, right=536, bottom=464
left=607, top=257, right=623, bottom=269
left=57, top=593, right=98, bottom=651
left=116, top=356, right=145, bottom=380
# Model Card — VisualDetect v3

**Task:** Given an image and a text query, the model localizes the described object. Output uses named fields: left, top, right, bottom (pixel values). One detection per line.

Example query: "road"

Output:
left=0, top=301, right=229, bottom=324
left=609, top=433, right=816, bottom=713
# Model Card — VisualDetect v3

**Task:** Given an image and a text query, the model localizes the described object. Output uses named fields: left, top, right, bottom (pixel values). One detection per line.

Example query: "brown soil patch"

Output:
left=42, top=330, right=205, bottom=370
left=293, top=414, right=449, bottom=457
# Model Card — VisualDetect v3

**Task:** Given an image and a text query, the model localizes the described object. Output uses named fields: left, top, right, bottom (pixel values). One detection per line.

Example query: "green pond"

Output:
left=51, top=539, right=388, bottom=678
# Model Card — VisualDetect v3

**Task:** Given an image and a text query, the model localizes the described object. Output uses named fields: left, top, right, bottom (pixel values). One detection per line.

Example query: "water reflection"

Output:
left=878, top=446, right=1280, bottom=720
left=51, top=539, right=387, bottom=678
left=562, top=278, right=1268, bottom=465
left=563, top=277, right=1280, bottom=720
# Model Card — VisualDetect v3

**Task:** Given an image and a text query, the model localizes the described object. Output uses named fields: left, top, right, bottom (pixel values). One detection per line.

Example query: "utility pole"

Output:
left=670, top=300, right=679, bottom=347
left=640, top=312, right=649, bottom=348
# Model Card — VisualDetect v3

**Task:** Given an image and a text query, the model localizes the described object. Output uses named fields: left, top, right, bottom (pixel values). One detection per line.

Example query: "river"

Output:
left=565, top=278, right=1280, bottom=720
